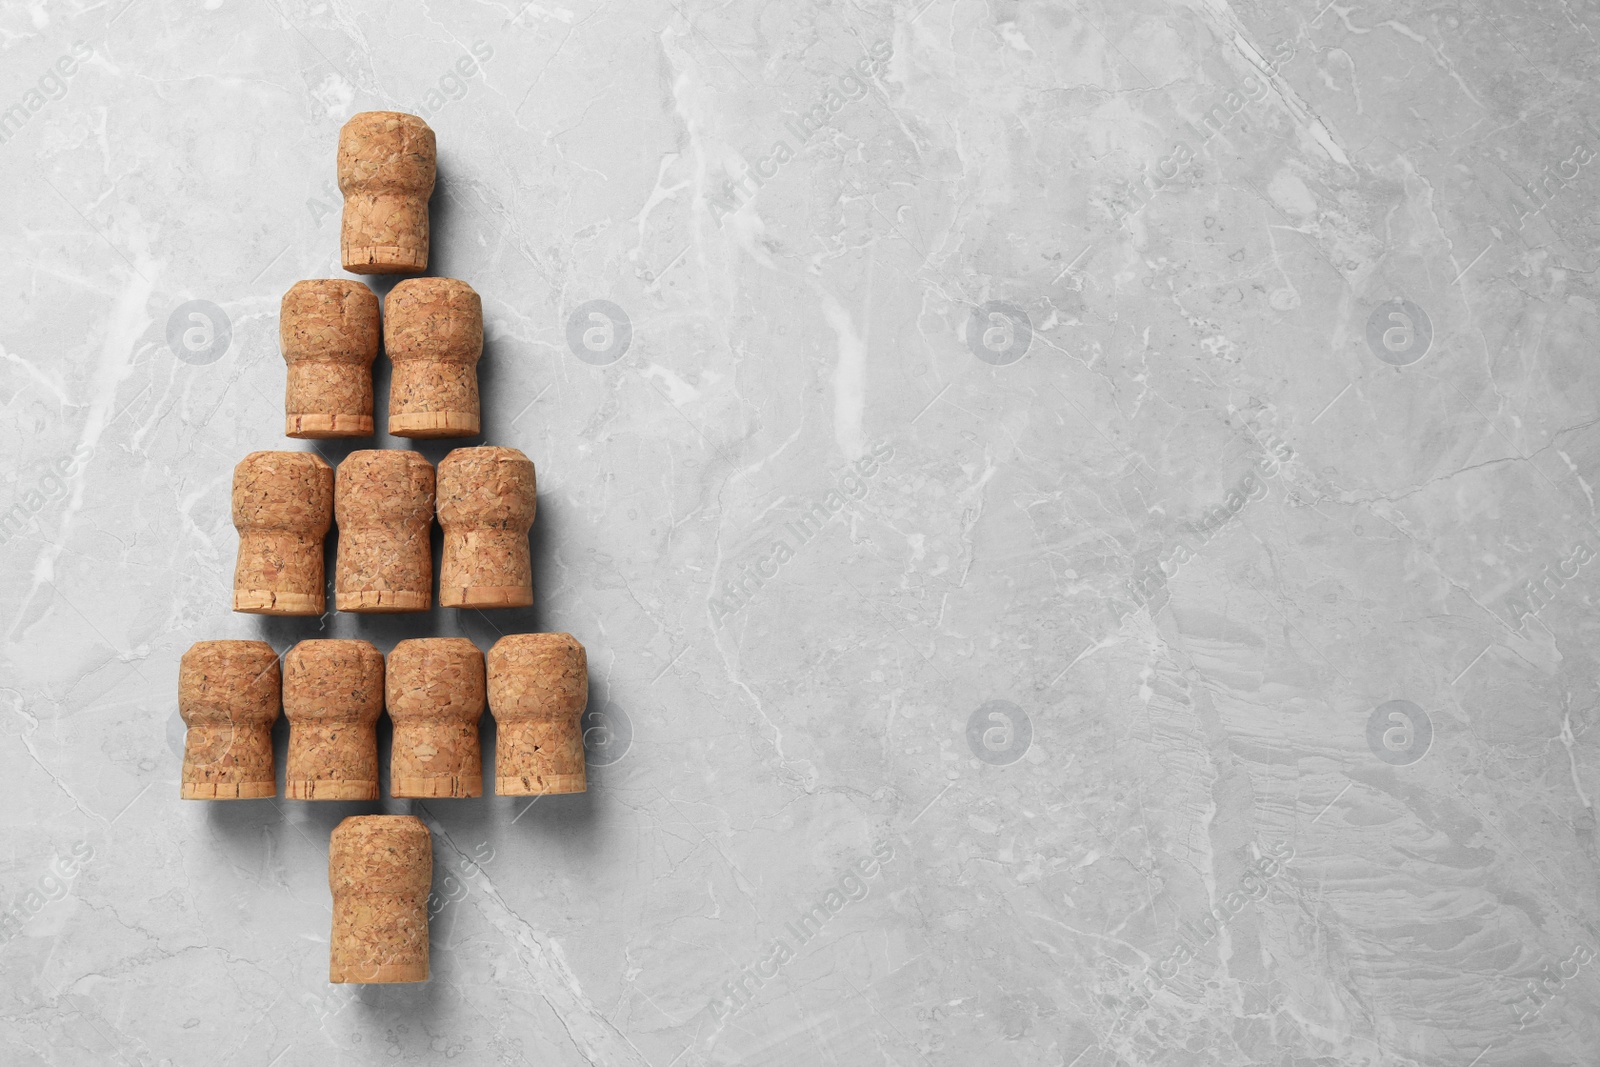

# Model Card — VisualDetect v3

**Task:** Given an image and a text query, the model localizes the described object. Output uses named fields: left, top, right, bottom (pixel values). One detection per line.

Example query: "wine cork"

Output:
left=335, top=450, right=435, bottom=613
left=232, top=451, right=334, bottom=616
left=437, top=446, right=536, bottom=609
left=283, top=640, right=383, bottom=800
left=385, top=278, right=482, bottom=439
left=387, top=638, right=485, bottom=798
left=329, top=815, right=431, bottom=984
left=338, top=111, right=435, bottom=275
left=280, top=280, right=379, bottom=438
left=178, top=640, right=281, bottom=800
left=487, top=633, right=587, bottom=796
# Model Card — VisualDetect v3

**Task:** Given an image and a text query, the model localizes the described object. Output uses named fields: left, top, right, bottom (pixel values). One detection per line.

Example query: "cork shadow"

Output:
left=424, top=159, right=464, bottom=284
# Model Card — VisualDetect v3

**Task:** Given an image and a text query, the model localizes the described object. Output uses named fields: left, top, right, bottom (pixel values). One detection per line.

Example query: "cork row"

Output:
left=177, top=634, right=588, bottom=801
left=232, top=446, right=535, bottom=614
left=283, top=277, right=483, bottom=440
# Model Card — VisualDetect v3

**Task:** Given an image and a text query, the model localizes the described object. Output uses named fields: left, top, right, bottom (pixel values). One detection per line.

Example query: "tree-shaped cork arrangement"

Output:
left=175, top=111, right=593, bottom=986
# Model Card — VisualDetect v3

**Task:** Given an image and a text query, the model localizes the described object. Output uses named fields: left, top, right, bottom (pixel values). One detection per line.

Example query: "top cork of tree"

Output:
left=338, top=112, right=436, bottom=276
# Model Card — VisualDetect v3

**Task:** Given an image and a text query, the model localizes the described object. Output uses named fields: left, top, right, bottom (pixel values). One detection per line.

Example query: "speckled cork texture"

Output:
left=280, top=280, right=379, bottom=438
left=437, top=446, right=536, bottom=609
left=329, top=816, right=431, bottom=984
left=337, top=112, right=435, bottom=275
left=232, top=451, right=333, bottom=616
left=334, top=450, right=435, bottom=613
left=178, top=640, right=281, bottom=800
left=387, top=639, right=485, bottom=798
left=384, top=278, right=482, bottom=439
left=283, top=640, right=383, bottom=800
left=487, top=633, right=587, bottom=796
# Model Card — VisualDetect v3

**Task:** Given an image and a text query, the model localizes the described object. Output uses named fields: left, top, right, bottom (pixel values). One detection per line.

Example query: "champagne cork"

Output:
left=385, top=278, right=482, bottom=438
left=487, top=633, right=587, bottom=796
left=437, top=446, right=536, bottom=609
left=280, top=280, right=379, bottom=438
left=338, top=111, right=436, bottom=275
left=329, top=815, right=431, bottom=984
left=284, top=640, right=383, bottom=800
left=387, top=638, right=485, bottom=798
left=335, top=450, right=435, bottom=613
left=178, top=640, right=281, bottom=800
left=232, top=451, right=334, bottom=616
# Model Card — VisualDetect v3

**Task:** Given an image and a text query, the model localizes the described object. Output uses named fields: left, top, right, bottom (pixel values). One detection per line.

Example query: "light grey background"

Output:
left=2, top=0, right=1598, bottom=1064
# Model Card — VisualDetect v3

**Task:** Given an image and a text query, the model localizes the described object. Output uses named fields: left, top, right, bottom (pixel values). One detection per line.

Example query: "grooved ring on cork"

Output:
left=279, top=280, right=379, bottom=439
left=334, top=450, right=436, bottom=613
left=231, top=451, right=334, bottom=616
left=387, top=638, right=485, bottom=798
left=329, top=815, right=431, bottom=983
left=487, top=633, right=588, bottom=796
left=337, top=111, right=436, bottom=276
left=436, top=446, right=536, bottom=609
left=178, top=640, right=281, bottom=800
left=384, top=278, right=483, bottom=439
left=283, top=639, right=384, bottom=800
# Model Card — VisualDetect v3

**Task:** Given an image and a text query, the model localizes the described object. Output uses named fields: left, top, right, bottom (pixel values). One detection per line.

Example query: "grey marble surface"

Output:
left=2, top=0, right=1599, bottom=1064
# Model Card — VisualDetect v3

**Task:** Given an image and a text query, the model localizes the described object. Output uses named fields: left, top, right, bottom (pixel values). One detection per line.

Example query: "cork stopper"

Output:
left=337, top=112, right=435, bottom=275
left=487, top=633, right=587, bottom=795
left=280, top=280, right=379, bottom=438
left=283, top=640, right=383, bottom=800
left=178, top=640, right=281, bottom=800
left=232, top=451, right=334, bottom=616
left=384, top=278, right=483, bottom=439
left=387, top=638, right=485, bottom=798
left=329, top=816, right=431, bottom=983
left=334, top=450, right=435, bottom=613
left=436, top=446, right=536, bottom=609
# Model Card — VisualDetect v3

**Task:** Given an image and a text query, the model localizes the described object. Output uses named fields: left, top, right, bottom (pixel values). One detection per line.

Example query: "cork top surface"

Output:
left=232, top=451, right=334, bottom=531
left=329, top=815, right=431, bottom=895
left=178, top=640, right=281, bottom=725
left=487, top=633, right=588, bottom=718
left=436, top=447, right=537, bottom=526
left=387, top=638, right=485, bottom=721
left=335, top=450, right=436, bottom=525
left=283, top=640, right=384, bottom=720
left=383, top=279, right=483, bottom=364
left=280, top=280, right=379, bottom=365
left=337, top=112, right=436, bottom=196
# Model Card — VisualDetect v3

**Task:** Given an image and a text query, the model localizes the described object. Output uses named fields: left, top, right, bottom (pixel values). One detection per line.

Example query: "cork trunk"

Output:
left=437, top=446, right=536, bottom=609
left=329, top=816, right=431, bottom=983
left=283, top=640, right=384, bottom=800
left=232, top=451, right=334, bottom=616
left=387, top=638, right=485, bottom=798
left=280, top=280, right=379, bottom=438
left=338, top=112, right=436, bottom=275
left=179, top=640, right=281, bottom=800
left=384, top=278, right=482, bottom=439
left=334, top=450, right=435, bottom=613
left=487, top=633, right=587, bottom=795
